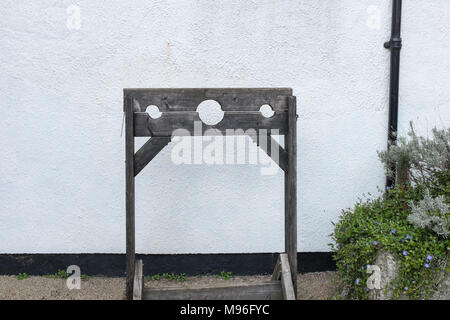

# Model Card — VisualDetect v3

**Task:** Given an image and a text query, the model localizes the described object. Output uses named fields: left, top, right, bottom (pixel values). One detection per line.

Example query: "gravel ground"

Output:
left=0, top=271, right=338, bottom=300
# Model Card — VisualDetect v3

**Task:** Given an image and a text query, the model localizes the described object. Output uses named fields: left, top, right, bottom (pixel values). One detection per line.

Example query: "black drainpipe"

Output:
left=384, top=0, right=402, bottom=188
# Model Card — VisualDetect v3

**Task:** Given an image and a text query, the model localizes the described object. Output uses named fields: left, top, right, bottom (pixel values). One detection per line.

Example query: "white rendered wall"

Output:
left=0, top=1, right=449, bottom=254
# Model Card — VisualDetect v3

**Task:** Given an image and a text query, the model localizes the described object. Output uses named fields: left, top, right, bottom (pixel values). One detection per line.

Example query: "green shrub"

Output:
left=408, top=189, right=449, bottom=237
left=331, top=125, right=449, bottom=299
left=377, top=123, right=449, bottom=186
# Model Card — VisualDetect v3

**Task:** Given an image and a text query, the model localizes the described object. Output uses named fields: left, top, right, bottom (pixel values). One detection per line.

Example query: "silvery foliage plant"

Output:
left=407, top=189, right=449, bottom=238
left=378, top=122, right=450, bottom=185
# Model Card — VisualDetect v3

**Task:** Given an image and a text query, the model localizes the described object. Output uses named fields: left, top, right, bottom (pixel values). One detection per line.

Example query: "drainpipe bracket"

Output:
left=384, top=37, right=402, bottom=50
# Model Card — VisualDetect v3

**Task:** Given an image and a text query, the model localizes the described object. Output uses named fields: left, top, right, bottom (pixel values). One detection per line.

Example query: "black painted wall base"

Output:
left=0, top=252, right=335, bottom=276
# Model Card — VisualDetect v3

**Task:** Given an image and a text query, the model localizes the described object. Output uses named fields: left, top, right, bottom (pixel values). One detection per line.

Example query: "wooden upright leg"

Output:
left=285, top=96, right=297, bottom=297
left=125, top=97, right=136, bottom=300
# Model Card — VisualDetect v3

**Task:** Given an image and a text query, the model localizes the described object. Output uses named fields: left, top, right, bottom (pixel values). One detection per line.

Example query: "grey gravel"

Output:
left=0, top=271, right=338, bottom=300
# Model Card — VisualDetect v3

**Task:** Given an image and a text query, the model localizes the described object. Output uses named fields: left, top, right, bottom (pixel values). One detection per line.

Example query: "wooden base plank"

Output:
left=142, top=281, right=282, bottom=300
left=133, top=260, right=143, bottom=300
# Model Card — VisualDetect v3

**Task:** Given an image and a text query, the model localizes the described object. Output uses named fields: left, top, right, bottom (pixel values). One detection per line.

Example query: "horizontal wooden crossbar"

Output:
left=124, top=88, right=292, bottom=112
left=134, top=112, right=288, bottom=137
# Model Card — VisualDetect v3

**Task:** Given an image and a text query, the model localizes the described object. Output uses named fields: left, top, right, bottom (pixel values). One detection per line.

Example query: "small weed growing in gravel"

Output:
left=151, top=274, right=161, bottom=280
left=55, top=269, right=69, bottom=279
left=16, top=273, right=29, bottom=280
left=161, top=273, right=187, bottom=282
left=42, top=270, right=89, bottom=280
left=162, top=273, right=172, bottom=280
left=144, top=274, right=161, bottom=281
left=220, top=271, right=232, bottom=280
left=177, top=273, right=187, bottom=282
left=44, top=269, right=69, bottom=279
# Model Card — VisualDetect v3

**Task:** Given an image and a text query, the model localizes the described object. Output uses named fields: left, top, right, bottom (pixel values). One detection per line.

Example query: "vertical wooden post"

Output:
left=285, top=96, right=297, bottom=297
left=125, top=96, right=135, bottom=300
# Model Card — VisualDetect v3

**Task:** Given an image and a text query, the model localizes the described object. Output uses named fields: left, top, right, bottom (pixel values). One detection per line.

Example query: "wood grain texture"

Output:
left=285, top=97, right=297, bottom=296
left=285, top=96, right=298, bottom=298
left=134, top=137, right=171, bottom=176
left=125, top=96, right=135, bottom=300
left=124, top=88, right=292, bottom=112
left=133, top=260, right=143, bottom=300
left=142, top=282, right=283, bottom=300
left=279, top=253, right=295, bottom=300
left=134, top=111, right=288, bottom=137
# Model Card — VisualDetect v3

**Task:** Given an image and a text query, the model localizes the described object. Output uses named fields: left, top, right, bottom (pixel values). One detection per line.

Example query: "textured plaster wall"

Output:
left=0, top=1, right=449, bottom=254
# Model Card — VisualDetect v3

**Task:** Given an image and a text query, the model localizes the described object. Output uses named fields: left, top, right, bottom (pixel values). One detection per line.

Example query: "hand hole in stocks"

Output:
left=196, top=100, right=224, bottom=125
left=259, top=104, right=275, bottom=118
left=146, top=105, right=162, bottom=119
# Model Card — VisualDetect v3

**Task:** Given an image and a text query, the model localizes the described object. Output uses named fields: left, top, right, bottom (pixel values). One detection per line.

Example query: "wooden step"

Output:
left=142, top=281, right=283, bottom=300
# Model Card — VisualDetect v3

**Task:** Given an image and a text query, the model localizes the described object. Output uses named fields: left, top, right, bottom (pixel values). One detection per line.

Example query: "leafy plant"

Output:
left=44, top=269, right=69, bottom=279
left=150, top=273, right=161, bottom=281
left=16, top=273, right=29, bottom=280
left=331, top=125, right=449, bottom=299
left=55, top=269, right=69, bottom=279
left=378, top=123, right=450, bottom=186
left=330, top=183, right=449, bottom=299
left=177, top=273, right=187, bottom=282
left=161, top=273, right=187, bottom=282
left=220, top=271, right=232, bottom=280
left=408, top=189, right=449, bottom=237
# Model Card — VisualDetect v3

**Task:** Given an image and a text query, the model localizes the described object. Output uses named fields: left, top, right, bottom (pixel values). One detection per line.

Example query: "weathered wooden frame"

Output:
left=124, top=88, right=297, bottom=300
